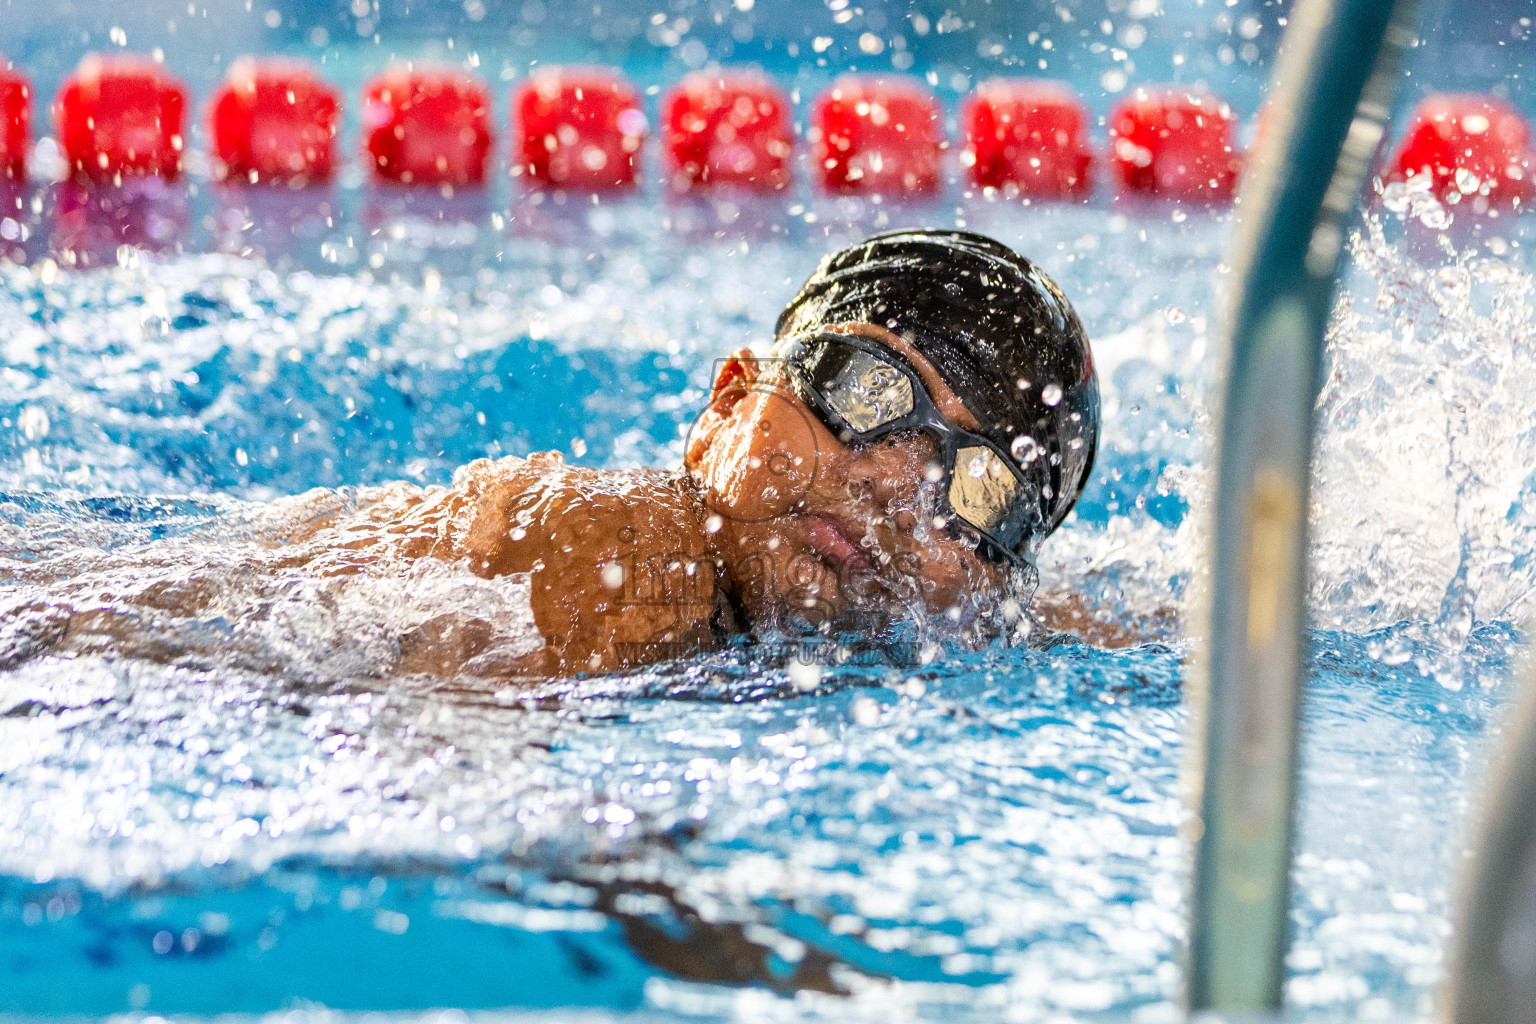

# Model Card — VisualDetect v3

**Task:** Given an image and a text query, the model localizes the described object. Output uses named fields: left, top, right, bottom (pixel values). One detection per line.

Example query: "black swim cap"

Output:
left=775, top=228, right=1099, bottom=541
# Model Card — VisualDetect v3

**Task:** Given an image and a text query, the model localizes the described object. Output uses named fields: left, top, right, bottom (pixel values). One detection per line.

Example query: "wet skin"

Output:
left=682, top=322, right=1009, bottom=634
left=419, top=322, right=1128, bottom=675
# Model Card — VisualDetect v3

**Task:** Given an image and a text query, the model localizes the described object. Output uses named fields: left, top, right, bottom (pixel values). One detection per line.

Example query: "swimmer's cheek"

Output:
left=890, top=550, right=923, bottom=582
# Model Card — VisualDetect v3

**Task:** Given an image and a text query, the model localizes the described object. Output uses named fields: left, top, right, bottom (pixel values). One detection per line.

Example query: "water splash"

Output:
left=1034, top=208, right=1536, bottom=677
left=0, top=486, right=544, bottom=682
left=0, top=201, right=1527, bottom=1019
left=1311, top=212, right=1536, bottom=668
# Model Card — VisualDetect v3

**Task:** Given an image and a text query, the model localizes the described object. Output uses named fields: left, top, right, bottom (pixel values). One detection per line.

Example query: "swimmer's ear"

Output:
left=685, top=349, right=762, bottom=468
left=711, top=348, right=765, bottom=400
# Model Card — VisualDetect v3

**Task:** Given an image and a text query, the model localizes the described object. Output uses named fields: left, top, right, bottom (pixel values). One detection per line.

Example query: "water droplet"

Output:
left=1418, top=204, right=1451, bottom=230
left=1381, top=180, right=1411, bottom=213
left=787, top=659, right=822, bottom=691
left=17, top=406, right=49, bottom=441
left=1041, top=383, right=1064, bottom=407
left=1011, top=435, right=1041, bottom=463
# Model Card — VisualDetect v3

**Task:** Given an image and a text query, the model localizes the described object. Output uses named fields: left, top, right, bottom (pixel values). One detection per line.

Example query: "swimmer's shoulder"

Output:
left=448, top=453, right=702, bottom=571
left=454, top=453, right=685, bottom=520
left=447, top=454, right=719, bottom=673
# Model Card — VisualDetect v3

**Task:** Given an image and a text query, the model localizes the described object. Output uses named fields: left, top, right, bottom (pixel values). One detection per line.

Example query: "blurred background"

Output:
left=2, top=0, right=1532, bottom=192
left=5, top=0, right=1525, bottom=157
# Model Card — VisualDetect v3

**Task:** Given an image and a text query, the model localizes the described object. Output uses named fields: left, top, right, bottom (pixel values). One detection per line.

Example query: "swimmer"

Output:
left=2, top=229, right=1111, bottom=677
left=366, top=227, right=1103, bottom=673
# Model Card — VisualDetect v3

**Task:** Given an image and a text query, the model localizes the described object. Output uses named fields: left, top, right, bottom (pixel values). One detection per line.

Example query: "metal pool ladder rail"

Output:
left=1185, top=0, right=1418, bottom=1012
left=1448, top=680, right=1536, bottom=1024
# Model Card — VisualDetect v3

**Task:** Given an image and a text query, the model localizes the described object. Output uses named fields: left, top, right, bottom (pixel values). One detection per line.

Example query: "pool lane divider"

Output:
left=1385, top=93, right=1536, bottom=213
left=1108, top=87, right=1243, bottom=202
left=513, top=66, right=645, bottom=191
left=662, top=70, right=792, bottom=192
left=6, top=50, right=1534, bottom=216
left=54, top=53, right=189, bottom=183
left=362, top=66, right=492, bottom=186
left=0, top=59, right=28, bottom=181
left=962, top=78, right=1094, bottom=200
left=811, top=74, right=946, bottom=195
left=209, top=57, right=341, bottom=186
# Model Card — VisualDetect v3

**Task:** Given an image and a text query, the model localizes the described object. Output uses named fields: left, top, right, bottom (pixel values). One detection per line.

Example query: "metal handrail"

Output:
left=1446, top=680, right=1536, bottom=1024
left=1185, top=0, right=1419, bottom=1012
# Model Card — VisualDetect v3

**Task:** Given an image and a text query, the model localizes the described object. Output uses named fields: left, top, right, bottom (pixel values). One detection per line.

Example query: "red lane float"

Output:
left=812, top=76, right=944, bottom=195
left=55, top=54, right=188, bottom=181
left=209, top=58, right=340, bottom=186
left=1386, top=94, right=1536, bottom=211
left=1108, top=87, right=1240, bottom=202
left=514, top=67, right=645, bottom=190
left=662, top=71, right=792, bottom=191
left=963, top=78, right=1092, bottom=200
left=362, top=67, right=491, bottom=186
left=0, top=60, right=28, bottom=181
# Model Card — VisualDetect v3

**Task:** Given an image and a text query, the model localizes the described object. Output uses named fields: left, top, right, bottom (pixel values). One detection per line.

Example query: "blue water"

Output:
left=0, top=192, right=1523, bottom=1022
left=4, top=0, right=1536, bottom=1020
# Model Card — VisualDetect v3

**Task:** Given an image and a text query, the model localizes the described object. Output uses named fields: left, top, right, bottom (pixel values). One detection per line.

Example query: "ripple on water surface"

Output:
left=0, top=202, right=1531, bottom=1019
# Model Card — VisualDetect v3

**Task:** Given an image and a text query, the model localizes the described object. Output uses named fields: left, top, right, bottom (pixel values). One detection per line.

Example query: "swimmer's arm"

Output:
left=435, top=454, right=555, bottom=575
left=440, top=455, right=721, bottom=675
left=520, top=524, right=723, bottom=676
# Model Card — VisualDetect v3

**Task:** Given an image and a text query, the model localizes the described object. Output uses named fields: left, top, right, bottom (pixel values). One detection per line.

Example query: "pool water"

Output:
left=6, top=2, right=1536, bottom=1020
left=0, top=191, right=1530, bottom=1022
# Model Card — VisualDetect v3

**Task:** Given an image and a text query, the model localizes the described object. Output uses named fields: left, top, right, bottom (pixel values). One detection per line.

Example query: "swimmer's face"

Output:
left=685, top=323, right=1010, bottom=632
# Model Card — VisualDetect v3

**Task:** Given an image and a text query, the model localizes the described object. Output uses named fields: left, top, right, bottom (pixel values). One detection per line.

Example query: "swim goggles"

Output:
left=775, top=331, right=1041, bottom=568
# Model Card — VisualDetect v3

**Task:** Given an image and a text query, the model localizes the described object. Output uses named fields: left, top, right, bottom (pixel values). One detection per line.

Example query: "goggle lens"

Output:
left=785, top=333, right=1037, bottom=563
left=947, top=446, right=1021, bottom=533
left=816, top=347, right=915, bottom=433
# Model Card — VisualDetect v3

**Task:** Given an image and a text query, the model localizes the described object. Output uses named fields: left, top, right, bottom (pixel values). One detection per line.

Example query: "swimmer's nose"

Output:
left=840, top=432, right=940, bottom=513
